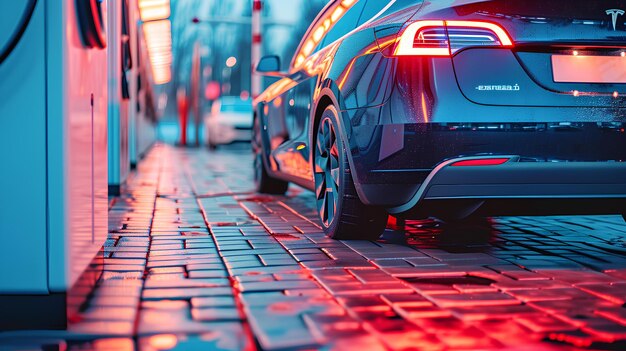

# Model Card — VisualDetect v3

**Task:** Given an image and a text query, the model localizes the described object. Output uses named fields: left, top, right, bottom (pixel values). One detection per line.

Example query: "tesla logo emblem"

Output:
left=606, top=9, right=624, bottom=31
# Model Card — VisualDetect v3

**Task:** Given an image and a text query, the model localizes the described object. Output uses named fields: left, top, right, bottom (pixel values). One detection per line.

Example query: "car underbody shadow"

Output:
left=381, top=217, right=498, bottom=252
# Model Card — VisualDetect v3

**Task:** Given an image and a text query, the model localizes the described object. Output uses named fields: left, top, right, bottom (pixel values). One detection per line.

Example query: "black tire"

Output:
left=314, top=105, right=388, bottom=240
left=253, top=114, right=289, bottom=195
left=206, top=130, right=217, bottom=149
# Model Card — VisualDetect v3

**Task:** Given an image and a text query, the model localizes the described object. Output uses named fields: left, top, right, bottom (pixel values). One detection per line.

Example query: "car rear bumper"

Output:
left=386, top=156, right=626, bottom=216
left=349, top=123, right=626, bottom=212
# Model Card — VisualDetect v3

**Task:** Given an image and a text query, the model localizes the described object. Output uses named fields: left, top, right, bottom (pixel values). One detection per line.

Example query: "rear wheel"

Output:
left=253, top=114, right=288, bottom=194
left=314, top=106, right=387, bottom=240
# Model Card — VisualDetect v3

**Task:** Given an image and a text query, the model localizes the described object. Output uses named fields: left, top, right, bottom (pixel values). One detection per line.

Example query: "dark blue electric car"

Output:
left=253, top=0, right=626, bottom=240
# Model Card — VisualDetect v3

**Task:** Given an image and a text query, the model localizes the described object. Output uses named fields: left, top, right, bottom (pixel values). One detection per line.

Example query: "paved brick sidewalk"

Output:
left=1, top=144, right=626, bottom=350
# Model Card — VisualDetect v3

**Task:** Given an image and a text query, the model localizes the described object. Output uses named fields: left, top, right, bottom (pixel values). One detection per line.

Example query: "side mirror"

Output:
left=256, top=55, right=284, bottom=77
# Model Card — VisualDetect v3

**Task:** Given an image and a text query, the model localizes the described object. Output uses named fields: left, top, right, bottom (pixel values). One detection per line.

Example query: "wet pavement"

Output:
left=1, top=143, right=626, bottom=350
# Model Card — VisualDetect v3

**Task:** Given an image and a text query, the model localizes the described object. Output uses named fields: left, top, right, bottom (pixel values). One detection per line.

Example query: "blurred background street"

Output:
left=157, top=0, right=328, bottom=145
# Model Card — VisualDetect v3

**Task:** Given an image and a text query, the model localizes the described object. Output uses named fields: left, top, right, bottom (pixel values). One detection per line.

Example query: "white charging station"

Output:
left=0, top=0, right=108, bottom=329
left=108, top=0, right=131, bottom=196
left=108, top=0, right=158, bottom=195
left=132, top=13, right=160, bottom=168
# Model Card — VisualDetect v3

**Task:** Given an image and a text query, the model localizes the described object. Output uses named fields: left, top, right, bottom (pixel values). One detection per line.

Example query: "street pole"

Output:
left=251, top=0, right=262, bottom=98
left=177, top=86, right=188, bottom=146
left=191, top=41, right=201, bottom=147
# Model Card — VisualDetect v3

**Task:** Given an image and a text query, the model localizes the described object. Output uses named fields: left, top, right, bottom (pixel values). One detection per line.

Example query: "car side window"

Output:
left=357, top=0, right=391, bottom=26
left=319, top=1, right=367, bottom=49
left=292, top=1, right=367, bottom=69
left=292, top=7, right=332, bottom=69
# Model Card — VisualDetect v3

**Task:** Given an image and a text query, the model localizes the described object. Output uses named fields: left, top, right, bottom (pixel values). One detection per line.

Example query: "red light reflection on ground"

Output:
left=13, top=145, right=621, bottom=351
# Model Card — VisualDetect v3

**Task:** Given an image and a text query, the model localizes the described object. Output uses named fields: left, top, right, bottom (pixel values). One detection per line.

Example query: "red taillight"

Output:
left=394, top=20, right=513, bottom=57
left=451, top=158, right=511, bottom=167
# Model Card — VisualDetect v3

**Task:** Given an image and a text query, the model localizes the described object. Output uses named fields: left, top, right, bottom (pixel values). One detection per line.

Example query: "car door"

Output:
left=271, top=0, right=368, bottom=182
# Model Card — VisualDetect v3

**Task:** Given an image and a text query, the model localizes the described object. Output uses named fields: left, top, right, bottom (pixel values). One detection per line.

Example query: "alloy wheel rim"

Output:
left=314, top=117, right=340, bottom=228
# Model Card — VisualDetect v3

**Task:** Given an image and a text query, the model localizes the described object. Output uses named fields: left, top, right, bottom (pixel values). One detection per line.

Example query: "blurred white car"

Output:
left=205, top=97, right=253, bottom=148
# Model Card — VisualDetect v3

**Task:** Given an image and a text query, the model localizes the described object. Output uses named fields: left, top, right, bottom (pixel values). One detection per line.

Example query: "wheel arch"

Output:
left=310, top=80, right=369, bottom=206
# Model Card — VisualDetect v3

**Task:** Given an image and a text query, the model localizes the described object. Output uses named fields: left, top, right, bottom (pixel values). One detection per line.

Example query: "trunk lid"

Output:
left=418, top=0, right=626, bottom=107
left=418, top=0, right=626, bottom=43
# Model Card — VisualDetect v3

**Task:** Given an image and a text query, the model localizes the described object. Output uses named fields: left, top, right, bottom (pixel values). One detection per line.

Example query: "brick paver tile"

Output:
left=7, top=145, right=624, bottom=350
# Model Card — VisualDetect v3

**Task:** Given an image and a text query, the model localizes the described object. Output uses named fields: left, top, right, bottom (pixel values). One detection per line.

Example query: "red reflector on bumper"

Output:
left=451, top=158, right=510, bottom=167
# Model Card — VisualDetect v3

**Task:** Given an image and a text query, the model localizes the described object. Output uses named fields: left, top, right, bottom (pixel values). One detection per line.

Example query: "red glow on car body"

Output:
left=451, top=158, right=511, bottom=167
